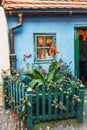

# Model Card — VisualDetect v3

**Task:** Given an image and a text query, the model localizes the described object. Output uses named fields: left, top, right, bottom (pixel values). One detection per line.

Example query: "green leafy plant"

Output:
left=18, top=58, right=82, bottom=111
left=19, top=59, right=66, bottom=89
left=2, top=56, right=83, bottom=128
left=19, top=58, right=82, bottom=91
left=52, top=98, right=66, bottom=110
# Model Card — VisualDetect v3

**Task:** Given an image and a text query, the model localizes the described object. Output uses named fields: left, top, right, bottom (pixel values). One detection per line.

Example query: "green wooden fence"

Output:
left=3, top=78, right=84, bottom=130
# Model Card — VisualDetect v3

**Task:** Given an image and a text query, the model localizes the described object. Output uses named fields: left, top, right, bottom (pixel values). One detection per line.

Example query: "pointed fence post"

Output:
left=76, top=84, right=84, bottom=122
left=2, top=78, right=10, bottom=109
left=26, top=87, right=33, bottom=130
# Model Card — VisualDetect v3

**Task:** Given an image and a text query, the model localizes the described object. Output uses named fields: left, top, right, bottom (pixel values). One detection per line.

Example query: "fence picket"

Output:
left=27, top=88, right=33, bottom=130
left=13, top=81, right=16, bottom=111
left=10, top=80, right=12, bottom=99
left=54, top=86, right=58, bottom=119
left=16, top=81, right=19, bottom=113
left=42, top=86, right=45, bottom=121
left=76, top=84, right=84, bottom=122
left=65, top=84, right=69, bottom=118
left=60, top=87, right=64, bottom=119
left=36, top=86, right=40, bottom=121
left=48, top=87, right=52, bottom=120
left=21, top=84, right=25, bottom=105
left=10, top=80, right=14, bottom=109
left=3, top=78, right=9, bottom=109
left=71, top=86, right=75, bottom=117
left=19, top=83, right=21, bottom=106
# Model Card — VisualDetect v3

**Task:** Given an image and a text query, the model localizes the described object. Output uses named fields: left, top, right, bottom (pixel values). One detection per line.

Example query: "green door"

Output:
left=74, top=28, right=79, bottom=78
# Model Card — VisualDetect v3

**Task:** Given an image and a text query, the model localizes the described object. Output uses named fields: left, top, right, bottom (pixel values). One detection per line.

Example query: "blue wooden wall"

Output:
left=7, top=15, right=87, bottom=74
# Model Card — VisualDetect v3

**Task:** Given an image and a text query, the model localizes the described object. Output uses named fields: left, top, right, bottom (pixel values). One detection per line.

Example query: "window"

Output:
left=34, top=33, right=56, bottom=62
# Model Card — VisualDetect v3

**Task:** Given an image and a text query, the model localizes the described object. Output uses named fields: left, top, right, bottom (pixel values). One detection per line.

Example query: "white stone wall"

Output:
left=0, top=7, right=10, bottom=105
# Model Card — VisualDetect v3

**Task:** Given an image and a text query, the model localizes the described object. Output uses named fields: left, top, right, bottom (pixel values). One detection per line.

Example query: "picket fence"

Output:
left=3, top=78, right=84, bottom=130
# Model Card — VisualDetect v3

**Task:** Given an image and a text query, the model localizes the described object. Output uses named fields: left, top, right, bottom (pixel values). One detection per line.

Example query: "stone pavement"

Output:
left=0, top=97, right=87, bottom=130
left=0, top=107, right=26, bottom=130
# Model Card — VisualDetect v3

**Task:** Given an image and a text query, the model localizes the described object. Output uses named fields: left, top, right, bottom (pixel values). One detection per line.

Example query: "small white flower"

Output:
left=46, top=126, right=50, bottom=130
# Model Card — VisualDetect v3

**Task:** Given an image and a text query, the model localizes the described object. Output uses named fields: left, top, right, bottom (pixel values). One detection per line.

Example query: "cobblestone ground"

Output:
left=0, top=107, right=26, bottom=130
left=0, top=107, right=15, bottom=130
left=0, top=97, right=87, bottom=130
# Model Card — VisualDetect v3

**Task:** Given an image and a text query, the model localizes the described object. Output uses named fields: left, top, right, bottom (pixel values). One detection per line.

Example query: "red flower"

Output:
left=23, top=54, right=27, bottom=61
left=50, top=45, right=59, bottom=55
left=24, top=114, right=27, bottom=117
left=38, top=54, right=43, bottom=59
left=61, top=65, right=64, bottom=68
left=23, top=54, right=32, bottom=61
left=12, top=113, right=17, bottom=119
left=42, top=69, right=46, bottom=74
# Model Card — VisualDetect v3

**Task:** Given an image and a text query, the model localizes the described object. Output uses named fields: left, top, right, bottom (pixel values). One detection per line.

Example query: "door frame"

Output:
left=74, top=25, right=87, bottom=78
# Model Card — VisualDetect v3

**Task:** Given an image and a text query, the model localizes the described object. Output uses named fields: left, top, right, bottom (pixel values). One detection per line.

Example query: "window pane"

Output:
left=45, top=49, right=53, bottom=59
left=46, top=36, right=52, bottom=47
left=45, top=36, right=53, bottom=59
left=37, top=48, right=45, bottom=59
left=37, top=36, right=44, bottom=47
left=36, top=36, right=44, bottom=59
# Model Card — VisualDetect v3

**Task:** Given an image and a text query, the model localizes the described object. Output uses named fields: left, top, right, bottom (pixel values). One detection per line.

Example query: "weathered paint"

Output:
left=7, top=14, right=87, bottom=74
left=0, top=7, right=10, bottom=83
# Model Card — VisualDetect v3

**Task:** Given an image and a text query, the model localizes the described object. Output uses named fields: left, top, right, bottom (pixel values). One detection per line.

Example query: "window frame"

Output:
left=34, top=33, right=56, bottom=63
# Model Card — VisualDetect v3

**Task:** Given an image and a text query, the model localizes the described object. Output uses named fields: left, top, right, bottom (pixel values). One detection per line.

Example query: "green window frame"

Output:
left=34, top=33, right=56, bottom=63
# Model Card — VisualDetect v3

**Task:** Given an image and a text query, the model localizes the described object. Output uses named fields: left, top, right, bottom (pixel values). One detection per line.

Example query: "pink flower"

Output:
left=1, top=69, right=4, bottom=72
left=61, top=65, right=65, bottom=68
left=23, top=54, right=32, bottom=61
left=12, top=113, right=17, bottom=119
left=42, top=69, right=46, bottom=74
left=23, top=54, right=27, bottom=60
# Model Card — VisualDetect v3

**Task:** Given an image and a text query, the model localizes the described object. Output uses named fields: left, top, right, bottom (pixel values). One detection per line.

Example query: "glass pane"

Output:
left=37, top=36, right=44, bottom=47
left=46, top=36, right=52, bottom=47
left=45, top=36, right=53, bottom=59
left=37, top=48, right=45, bottom=59
left=45, top=48, right=53, bottom=59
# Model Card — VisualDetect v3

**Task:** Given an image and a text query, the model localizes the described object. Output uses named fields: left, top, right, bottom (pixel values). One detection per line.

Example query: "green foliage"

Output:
left=18, top=59, right=83, bottom=112
left=2, top=58, right=84, bottom=126
left=73, top=95, right=81, bottom=102
left=18, top=59, right=82, bottom=92
left=19, top=59, right=67, bottom=89
left=52, top=98, right=66, bottom=110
